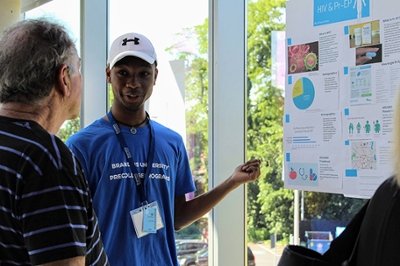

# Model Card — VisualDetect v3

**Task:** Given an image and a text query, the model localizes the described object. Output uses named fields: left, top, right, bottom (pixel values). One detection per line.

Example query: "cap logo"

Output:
left=122, top=37, right=139, bottom=46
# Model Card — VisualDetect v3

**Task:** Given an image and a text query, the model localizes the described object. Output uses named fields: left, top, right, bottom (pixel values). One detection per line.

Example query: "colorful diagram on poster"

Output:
left=287, top=42, right=319, bottom=74
left=292, top=77, right=315, bottom=110
left=286, top=162, right=319, bottom=186
left=351, top=141, right=377, bottom=169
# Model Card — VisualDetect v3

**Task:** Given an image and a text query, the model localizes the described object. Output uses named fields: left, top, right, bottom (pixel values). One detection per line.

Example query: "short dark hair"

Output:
left=0, top=18, right=77, bottom=103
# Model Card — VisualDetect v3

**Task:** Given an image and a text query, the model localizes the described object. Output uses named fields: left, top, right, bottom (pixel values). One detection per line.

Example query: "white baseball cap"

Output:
left=107, top=32, right=157, bottom=69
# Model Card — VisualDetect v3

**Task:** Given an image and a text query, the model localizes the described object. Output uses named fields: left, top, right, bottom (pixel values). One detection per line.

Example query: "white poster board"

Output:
left=284, top=0, right=400, bottom=198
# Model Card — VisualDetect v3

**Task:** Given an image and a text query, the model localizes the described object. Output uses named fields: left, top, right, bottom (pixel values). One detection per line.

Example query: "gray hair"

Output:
left=0, top=18, right=77, bottom=104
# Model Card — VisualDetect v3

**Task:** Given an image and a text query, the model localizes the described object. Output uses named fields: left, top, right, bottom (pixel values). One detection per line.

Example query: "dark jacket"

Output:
left=325, top=176, right=400, bottom=266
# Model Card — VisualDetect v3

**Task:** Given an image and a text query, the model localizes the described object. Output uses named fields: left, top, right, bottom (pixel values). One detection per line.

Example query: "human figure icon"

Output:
left=365, top=120, right=371, bottom=133
left=356, top=122, right=361, bottom=133
left=374, top=120, right=381, bottom=133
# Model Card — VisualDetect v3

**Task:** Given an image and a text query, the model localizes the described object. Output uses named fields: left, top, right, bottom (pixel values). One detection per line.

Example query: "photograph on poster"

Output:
left=287, top=41, right=319, bottom=74
left=349, top=20, right=380, bottom=48
left=355, top=43, right=382, bottom=65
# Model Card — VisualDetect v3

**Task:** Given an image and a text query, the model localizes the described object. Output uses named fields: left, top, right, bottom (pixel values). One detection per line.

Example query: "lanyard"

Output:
left=107, top=111, right=156, bottom=204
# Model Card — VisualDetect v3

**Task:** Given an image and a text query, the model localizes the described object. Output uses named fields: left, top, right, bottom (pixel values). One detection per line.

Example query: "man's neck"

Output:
left=0, top=102, right=62, bottom=134
left=108, top=106, right=148, bottom=128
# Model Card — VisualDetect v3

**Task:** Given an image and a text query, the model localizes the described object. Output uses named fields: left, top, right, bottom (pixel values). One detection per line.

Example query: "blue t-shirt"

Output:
left=66, top=117, right=195, bottom=265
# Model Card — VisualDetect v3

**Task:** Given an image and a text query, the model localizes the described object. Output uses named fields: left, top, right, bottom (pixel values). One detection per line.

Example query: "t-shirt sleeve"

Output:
left=174, top=140, right=196, bottom=198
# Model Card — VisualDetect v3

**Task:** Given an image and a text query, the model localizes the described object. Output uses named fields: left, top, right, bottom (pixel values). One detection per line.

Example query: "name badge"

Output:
left=130, top=201, right=164, bottom=238
left=143, top=207, right=157, bottom=233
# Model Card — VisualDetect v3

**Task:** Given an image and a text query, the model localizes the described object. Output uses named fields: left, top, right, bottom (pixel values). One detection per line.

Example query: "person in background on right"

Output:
left=323, top=83, right=400, bottom=266
left=349, top=83, right=400, bottom=265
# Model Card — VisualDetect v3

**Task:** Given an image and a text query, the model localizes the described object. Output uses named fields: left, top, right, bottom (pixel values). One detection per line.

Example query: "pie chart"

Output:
left=292, top=77, right=315, bottom=110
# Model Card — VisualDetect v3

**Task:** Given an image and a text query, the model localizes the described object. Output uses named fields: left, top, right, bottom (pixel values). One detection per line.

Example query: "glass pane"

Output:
left=24, top=0, right=81, bottom=141
left=24, top=0, right=80, bottom=55
left=246, top=1, right=368, bottom=265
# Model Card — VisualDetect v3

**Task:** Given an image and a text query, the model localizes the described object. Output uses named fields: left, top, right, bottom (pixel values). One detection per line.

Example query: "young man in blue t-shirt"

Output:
left=66, top=32, right=261, bottom=265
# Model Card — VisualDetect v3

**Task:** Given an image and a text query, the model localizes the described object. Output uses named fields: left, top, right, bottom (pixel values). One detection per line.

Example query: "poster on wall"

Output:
left=284, top=0, right=400, bottom=198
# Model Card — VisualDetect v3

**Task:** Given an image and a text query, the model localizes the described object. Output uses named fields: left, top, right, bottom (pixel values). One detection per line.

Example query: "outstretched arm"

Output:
left=174, top=158, right=261, bottom=230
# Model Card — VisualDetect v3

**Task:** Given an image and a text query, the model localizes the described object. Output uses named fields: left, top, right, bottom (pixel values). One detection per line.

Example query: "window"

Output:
left=24, top=0, right=81, bottom=141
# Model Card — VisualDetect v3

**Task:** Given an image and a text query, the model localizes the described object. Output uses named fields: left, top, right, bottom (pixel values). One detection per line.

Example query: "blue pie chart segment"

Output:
left=292, top=77, right=315, bottom=110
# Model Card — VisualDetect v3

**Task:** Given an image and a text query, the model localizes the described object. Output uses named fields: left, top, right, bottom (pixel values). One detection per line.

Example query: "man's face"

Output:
left=106, top=56, right=158, bottom=113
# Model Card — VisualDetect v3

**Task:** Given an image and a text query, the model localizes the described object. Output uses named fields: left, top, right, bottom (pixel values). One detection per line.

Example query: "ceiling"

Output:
left=21, top=0, right=52, bottom=13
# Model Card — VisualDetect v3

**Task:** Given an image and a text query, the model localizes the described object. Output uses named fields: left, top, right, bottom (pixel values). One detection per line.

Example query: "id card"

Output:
left=130, top=201, right=164, bottom=238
